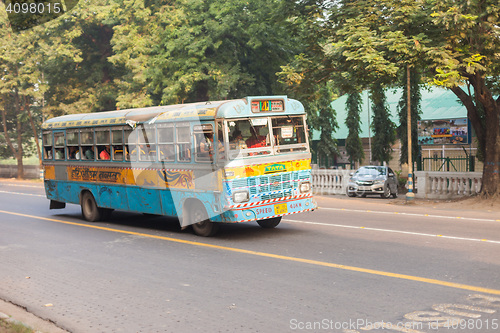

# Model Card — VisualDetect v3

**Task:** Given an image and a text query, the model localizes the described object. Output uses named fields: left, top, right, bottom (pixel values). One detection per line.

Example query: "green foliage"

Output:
left=345, top=92, right=364, bottom=164
left=370, top=83, right=396, bottom=164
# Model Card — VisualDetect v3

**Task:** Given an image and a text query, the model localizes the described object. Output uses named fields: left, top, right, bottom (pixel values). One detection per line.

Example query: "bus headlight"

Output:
left=299, top=181, right=311, bottom=193
left=233, top=190, right=249, bottom=203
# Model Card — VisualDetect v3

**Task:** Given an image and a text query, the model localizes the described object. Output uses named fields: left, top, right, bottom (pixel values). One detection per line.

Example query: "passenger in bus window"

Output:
left=68, top=146, right=78, bottom=159
left=99, top=145, right=111, bottom=160
left=84, top=148, right=95, bottom=160
left=231, top=130, right=247, bottom=150
left=198, top=133, right=213, bottom=159
left=55, top=148, right=65, bottom=160
left=246, top=128, right=266, bottom=148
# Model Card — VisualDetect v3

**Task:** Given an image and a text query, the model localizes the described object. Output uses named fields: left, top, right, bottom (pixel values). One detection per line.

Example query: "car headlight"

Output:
left=300, top=181, right=311, bottom=193
left=233, top=190, right=249, bottom=203
left=374, top=180, right=385, bottom=184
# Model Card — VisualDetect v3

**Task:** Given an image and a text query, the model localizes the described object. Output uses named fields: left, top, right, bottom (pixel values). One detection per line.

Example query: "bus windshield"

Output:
left=226, top=115, right=308, bottom=159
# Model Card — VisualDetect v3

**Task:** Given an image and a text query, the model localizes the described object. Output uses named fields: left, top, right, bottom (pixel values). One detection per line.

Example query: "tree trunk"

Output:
left=450, top=76, right=500, bottom=196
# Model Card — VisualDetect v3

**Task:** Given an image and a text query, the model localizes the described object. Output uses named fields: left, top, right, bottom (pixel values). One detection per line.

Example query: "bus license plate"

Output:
left=274, top=203, right=288, bottom=215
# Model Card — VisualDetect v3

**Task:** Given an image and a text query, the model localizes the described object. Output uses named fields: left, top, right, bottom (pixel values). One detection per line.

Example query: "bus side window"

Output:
left=194, top=130, right=213, bottom=162
left=138, top=125, right=156, bottom=162
left=42, top=132, right=53, bottom=160
left=176, top=125, right=191, bottom=162
left=158, top=125, right=175, bottom=162
left=80, top=129, right=95, bottom=160
left=96, top=128, right=111, bottom=161
left=111, top=127, right=124, bottom=161
left=66, top=130, right=80, bottom=160
left=125, top=128, right=137, bottom=161
left=54, top=132, right=65, bottom=160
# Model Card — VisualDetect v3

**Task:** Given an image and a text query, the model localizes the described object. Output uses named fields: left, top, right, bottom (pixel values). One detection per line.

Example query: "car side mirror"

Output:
left=349, top=172, right=354, bottom=176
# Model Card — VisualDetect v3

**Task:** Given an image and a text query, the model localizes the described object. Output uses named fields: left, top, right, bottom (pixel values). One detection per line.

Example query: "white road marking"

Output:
left=0, top=190, right=45, bottom=198
left=283, top=219, right=500, bottom=244
left=320, top=207, right=500, bottom=223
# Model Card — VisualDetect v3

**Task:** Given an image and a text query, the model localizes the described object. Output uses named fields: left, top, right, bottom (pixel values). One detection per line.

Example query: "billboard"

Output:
left=418, top=118, right=470, bottom=145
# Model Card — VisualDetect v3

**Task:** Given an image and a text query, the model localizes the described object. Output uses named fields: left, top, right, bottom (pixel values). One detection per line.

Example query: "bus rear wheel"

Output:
left=81, top=192, right=102, bottom=222
left=189, top=203, right=219, bottom=237
left=257, top=216, right=282, bottom=229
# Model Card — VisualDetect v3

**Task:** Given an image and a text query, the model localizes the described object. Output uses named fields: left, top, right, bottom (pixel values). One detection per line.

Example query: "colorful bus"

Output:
left=41, top=96, right=317, bottom=236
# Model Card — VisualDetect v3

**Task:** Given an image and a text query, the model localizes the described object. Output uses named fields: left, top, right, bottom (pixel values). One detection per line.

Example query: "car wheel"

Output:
left=391, top=189, right=398, bottom=198
left=380, top=185, right=391, bottom=199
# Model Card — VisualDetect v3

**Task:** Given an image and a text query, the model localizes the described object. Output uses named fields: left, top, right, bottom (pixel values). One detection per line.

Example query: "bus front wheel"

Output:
left=81, top=192, right=102, bottom=222
left=257, top=216, right=282, bottom=229
left=189, top=203, right=219, bottom=237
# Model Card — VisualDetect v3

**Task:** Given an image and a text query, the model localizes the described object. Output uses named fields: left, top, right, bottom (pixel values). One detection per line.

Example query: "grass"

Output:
left=0, top=319, right=34, bottom=333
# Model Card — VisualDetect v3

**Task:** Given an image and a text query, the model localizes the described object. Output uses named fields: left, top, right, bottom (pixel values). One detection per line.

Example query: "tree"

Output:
left=0, top=7, right=45, bottom=177
left=345, top=92, right=364, bottom=166
left=397, top=68, right=422, bottom=166
left=285, top=0, right=500, bottom=196
left=370, top=82, right=396, bottom=165
left=110, top=0, right=297, bottom=107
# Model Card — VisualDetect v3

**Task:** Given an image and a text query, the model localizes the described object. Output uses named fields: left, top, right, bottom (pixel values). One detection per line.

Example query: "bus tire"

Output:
left=257, top=216, right=281, bottom=229
left=81, top=191, right=102, bottom=222
left=189, top=202, right=219, bottom=237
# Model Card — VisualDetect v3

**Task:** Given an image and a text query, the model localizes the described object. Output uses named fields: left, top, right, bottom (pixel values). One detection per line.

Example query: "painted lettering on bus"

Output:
left=264, top=164, right=287, bottom=174
left=290, top=202, right=302, bottom=209
left=256, top=207, right=273, bottom=215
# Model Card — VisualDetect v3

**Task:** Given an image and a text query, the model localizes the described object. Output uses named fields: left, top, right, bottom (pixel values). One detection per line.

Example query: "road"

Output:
left=1, top=179, right=500, bottom=333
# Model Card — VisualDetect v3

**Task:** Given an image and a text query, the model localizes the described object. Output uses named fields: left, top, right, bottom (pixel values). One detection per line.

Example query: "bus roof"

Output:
left=41, top=96, right=305, bottom=130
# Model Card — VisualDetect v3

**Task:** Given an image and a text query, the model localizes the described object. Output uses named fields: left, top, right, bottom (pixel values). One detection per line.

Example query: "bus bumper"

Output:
left=217, top=194, right=316, bottom=223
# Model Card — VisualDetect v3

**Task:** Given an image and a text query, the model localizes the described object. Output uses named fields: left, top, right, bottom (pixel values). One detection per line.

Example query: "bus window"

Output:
left=138, top=124, right=156, bottom=161
left=216, top=122, right=226, bottom=161
left=272, top=116, right=307, bottom=153
left=111, top=127, right=124, bottom=161
left=66, top=130, right=80, bottom=160
left=227, top=118, right=271, bottom=158
left=158, top=124, right=175, bottom=162
left=194, top=124, right=213, bottom=162
left=42, top=131, right=53, bottom=160
left=176, top=124, right=191, bottom=162
left=54, top=132, right=65, bottom=160
left=125, top=128, right=137, bottom=161
left=96, top=128, right=111, bottom=160
left=80, top=128, right=95, bottom=160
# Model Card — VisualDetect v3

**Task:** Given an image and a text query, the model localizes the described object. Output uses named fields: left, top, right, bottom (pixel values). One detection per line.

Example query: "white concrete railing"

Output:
left=414, top=171, right=482, bottom=199
left=311, top=169, right=351, bottom=195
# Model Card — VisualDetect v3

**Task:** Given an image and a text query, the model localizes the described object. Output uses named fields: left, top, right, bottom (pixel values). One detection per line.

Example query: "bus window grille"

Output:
left=283, top=189, right=292, bottom=197
left=261, top=194, right=270, bottom=200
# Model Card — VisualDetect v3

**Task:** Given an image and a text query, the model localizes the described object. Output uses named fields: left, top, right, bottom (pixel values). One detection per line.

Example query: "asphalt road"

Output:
left=1, top=180, right=499, bottom=333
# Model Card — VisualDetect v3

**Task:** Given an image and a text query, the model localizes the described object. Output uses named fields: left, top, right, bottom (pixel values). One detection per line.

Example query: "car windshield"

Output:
left=356, top=166, right=386, bottom=176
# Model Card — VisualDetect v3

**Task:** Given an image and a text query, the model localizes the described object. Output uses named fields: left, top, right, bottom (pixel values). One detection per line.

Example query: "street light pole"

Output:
left=406, top=64, right=415, bottom=201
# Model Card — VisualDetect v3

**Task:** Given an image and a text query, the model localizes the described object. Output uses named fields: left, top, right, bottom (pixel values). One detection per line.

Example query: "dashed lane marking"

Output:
left=1, top=209, right=500, bottom=296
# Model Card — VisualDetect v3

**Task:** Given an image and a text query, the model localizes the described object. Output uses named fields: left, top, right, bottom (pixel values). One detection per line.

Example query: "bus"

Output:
left=41, top=96, right=317, bottom=236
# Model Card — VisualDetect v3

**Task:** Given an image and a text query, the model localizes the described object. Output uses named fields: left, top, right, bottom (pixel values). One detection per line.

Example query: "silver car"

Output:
left=346, top=166, right=398, bottom=198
